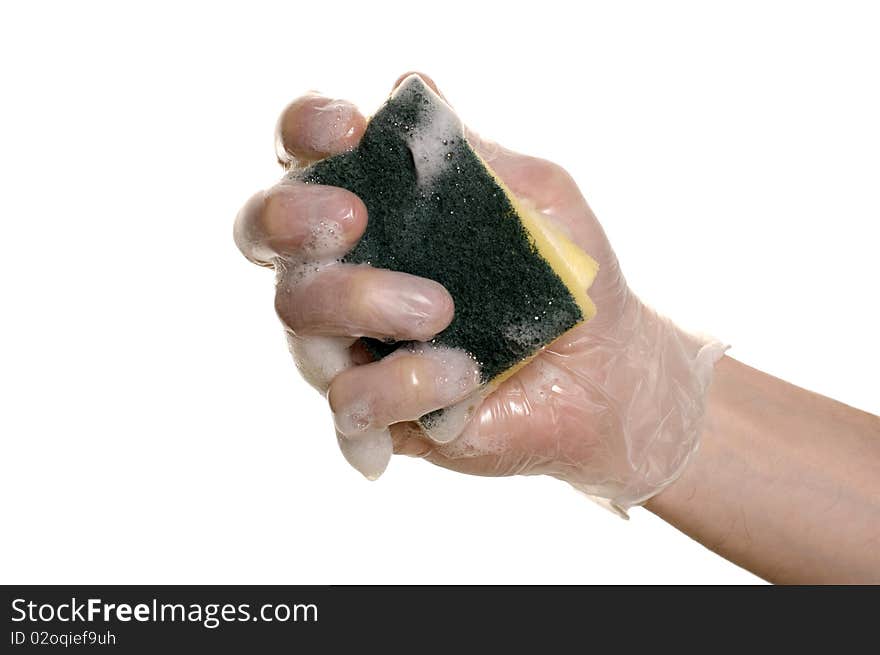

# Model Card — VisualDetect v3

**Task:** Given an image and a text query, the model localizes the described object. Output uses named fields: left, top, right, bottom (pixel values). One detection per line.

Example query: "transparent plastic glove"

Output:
left=234, top=73, right=726, bottom=513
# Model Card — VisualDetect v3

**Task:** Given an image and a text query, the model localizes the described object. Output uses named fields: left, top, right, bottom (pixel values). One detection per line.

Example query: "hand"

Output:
left=235, top=73, right=725, bottom=513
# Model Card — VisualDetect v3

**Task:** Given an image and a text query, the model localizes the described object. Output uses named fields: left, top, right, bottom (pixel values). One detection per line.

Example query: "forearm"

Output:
left=646, top=356, right=880, bottom=584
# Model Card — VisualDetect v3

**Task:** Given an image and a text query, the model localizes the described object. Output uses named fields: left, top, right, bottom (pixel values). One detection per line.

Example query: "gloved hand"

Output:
left=235, top=73, right=726, bottom=515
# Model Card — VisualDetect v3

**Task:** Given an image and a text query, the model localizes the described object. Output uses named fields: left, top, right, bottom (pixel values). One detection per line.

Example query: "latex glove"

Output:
left=235, top=73, right=726, bottom=514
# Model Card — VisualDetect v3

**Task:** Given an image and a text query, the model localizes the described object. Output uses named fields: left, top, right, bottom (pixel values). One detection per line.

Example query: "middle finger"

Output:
left=276, top=264, right=455, bottom=341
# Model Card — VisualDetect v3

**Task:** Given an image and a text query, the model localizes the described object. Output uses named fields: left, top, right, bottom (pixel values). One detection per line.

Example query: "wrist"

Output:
left=568, top=298, right=726, bottom=513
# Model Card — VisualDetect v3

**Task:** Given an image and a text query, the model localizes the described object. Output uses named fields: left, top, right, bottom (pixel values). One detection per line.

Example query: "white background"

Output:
left=1, top=1, right=877, bottom=584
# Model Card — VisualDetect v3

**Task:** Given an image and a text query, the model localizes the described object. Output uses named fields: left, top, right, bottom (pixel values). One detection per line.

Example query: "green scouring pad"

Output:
left=292, top=75, right=598, bottom=394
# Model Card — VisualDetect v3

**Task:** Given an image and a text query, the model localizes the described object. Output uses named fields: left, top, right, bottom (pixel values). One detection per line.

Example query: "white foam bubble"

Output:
left=330, top=395, right=384, bottom=482
left=336, top=427, right=392, bottom=481
left=273, top=216, right=357, bottom=394
left=406, top=342, right=481, bottom=403
left=396, top=78, right=464, bottom=188
left=333, top=397, right=374, bottom=436
left=502, top=319, right=548, bottom=353
left=288, top=334, right=354, bottom=393
left=301, top=218, right=346, bottom=258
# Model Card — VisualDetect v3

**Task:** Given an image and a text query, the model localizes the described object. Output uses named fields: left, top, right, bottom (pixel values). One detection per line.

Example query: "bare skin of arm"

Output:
left=646, top=355, right=880, bottom=584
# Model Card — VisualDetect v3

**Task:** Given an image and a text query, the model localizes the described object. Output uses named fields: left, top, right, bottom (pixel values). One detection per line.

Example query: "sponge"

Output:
left=293, top=76, right=598, bottom=407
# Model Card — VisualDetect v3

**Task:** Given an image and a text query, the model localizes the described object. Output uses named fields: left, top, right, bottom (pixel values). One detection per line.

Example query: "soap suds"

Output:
left=302, top=218, right=346, bottom=257
left=333, top=397, right=373, bottom=436
left=401, top=81, right=464, bottom=188
left=403, top=342, right=481, bottom=407
left=273, top=213, right=346, bottom=285
left=414, top=342, right=487, bottom=445
left=332, top=394, right=392, bottom=481
left=503, top=319, right=550, bottom=353
left=336, top=427, right=392, bottom=481
left=275, top=221, right=352, bottom=393
left=288, top=334, right=353, bottom=393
